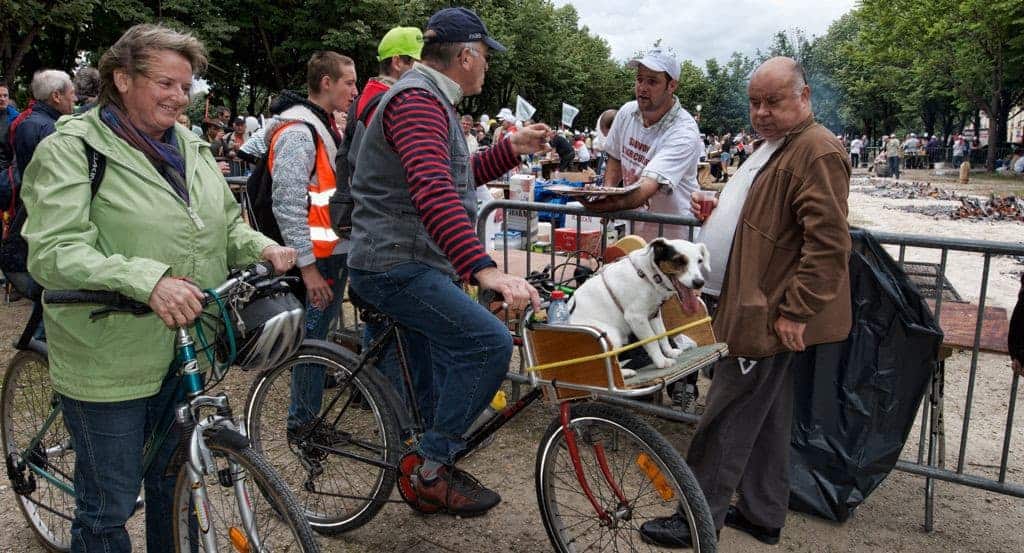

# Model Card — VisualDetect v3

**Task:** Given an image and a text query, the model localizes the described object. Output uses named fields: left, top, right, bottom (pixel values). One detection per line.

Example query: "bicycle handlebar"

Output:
left=42, top=262, right=279, bottom=319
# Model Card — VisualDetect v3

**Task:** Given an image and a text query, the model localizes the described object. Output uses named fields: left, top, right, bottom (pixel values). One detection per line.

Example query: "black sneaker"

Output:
left=412, top=465, right=501, bottom=517
left=724, top=506, right=781, bottom=545
left=639, top=512, right=695, bottom=548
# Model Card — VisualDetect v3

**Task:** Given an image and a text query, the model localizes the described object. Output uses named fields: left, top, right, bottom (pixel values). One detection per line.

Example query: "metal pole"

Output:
left=998, top=375, right=1020, bottom=483
left=958, top=253, right=990, bottom=474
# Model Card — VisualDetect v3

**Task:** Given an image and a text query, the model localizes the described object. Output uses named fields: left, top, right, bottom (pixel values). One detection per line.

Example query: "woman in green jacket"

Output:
left=20, top=24, right=296, bottom=551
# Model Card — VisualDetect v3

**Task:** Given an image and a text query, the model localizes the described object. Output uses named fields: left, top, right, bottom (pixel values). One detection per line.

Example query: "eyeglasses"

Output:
left=464, top=46, right=491, bottom=63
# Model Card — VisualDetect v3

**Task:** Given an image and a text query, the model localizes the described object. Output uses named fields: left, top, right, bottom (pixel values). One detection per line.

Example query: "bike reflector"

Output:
left=229, top=526, right=250, bottom=553
left=636, top=453, right=674, bottom=501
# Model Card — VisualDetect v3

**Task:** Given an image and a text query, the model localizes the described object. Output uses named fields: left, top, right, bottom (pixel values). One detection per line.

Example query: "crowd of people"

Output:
left=1, top=5, right=861, bottom=551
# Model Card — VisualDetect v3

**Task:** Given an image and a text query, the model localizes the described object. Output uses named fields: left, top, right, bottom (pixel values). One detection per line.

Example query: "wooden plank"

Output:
left=526, top=325, right=623, bottom=400
left=926, top=299, right=1009, bottom=354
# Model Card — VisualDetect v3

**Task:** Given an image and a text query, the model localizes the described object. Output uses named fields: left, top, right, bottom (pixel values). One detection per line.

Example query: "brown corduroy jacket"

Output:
left=713, top=116, right=852, bottom=358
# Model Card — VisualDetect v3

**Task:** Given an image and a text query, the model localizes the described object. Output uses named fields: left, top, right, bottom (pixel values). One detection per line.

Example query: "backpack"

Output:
left=328, top=93, right=384, bottom=239
left=243, top=121, right=317, bottom=247
left=1, top=141, right=105, bottom=275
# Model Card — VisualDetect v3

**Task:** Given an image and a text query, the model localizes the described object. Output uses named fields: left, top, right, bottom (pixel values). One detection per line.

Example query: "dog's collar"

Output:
left=627, top=255, right=677, bottom=295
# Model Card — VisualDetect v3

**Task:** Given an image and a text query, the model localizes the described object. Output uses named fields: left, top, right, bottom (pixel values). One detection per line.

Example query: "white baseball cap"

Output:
left=497, top=107, right=514, bottom=121
left=628, top=48, right=680, bottom=81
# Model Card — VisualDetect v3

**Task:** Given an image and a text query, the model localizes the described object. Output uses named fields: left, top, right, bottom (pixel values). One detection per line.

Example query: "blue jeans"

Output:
left=888, top=156, right=901, bottom=179
left=288, top=253, right=348, bottom=429
left=61, top=371, right=182, bottom=552
left=349, top=262, right=512, bottom=465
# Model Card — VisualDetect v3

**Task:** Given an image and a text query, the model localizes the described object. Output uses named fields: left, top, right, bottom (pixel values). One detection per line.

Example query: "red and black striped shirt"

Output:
left=383, top=88, right=518, bottom=281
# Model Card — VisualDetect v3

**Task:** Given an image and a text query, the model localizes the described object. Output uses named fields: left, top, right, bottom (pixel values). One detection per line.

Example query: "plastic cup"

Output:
left=694, top=190, right=718, bottom=220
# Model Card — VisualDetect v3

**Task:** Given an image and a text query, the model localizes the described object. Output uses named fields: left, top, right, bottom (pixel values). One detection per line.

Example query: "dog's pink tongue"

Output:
left=674, top=281, right=701, bottom=314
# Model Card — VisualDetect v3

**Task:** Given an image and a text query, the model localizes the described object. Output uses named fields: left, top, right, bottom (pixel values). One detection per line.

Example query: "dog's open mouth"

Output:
left=673, top=279, right=701, bottom=314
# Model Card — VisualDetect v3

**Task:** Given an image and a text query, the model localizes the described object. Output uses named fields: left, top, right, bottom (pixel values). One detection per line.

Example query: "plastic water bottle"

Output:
left=464, top=390, right=507, bottom=438
left=547, top=290, right=571, bottom=325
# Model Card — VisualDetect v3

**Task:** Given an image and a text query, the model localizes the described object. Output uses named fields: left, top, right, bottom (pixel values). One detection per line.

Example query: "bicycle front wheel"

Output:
left=171, top=429, right=319, bottom=552
left=1, top=350, right=75, bottom=552
left=245, top=340, right=401, bottom=534
left=535, top=402, right=717, bottom=553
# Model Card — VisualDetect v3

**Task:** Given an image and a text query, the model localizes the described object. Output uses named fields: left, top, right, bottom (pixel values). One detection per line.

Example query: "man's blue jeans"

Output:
left=888, top=155, right=901, bottom=179
left=349, top=262, right=512, bottom=465
left=288, top=253, right=348, bottom=430
left=61, top=372, right=182, bottom=552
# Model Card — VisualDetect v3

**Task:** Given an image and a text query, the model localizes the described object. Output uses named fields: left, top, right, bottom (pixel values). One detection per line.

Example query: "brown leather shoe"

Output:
left=412, top=465, right=501, bottom=517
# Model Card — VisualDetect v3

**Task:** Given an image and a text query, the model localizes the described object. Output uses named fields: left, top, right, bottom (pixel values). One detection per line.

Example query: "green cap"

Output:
left=378, top=27, right=424, bottom=61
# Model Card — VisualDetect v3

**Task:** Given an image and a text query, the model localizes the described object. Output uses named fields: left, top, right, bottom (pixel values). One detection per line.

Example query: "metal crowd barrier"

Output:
left=476, top=199, right=1023, bottom=532
left=869, top=230, right=1024, bottom=532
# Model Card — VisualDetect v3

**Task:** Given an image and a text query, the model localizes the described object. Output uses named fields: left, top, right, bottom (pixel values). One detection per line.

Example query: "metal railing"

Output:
left=476, top=199, right=1023, bottom=532
left=868, top=230, right=1024, bottom=532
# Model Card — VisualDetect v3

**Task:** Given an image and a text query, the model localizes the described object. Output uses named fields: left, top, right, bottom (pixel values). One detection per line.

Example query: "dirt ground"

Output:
left=1, top=166, right=1022, bottom=552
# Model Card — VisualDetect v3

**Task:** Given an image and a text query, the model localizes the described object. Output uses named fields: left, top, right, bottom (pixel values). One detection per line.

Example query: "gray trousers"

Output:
left=687, top=351, right=797, bottom=529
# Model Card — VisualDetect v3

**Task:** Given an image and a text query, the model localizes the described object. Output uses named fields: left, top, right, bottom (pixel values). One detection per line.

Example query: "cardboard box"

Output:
left=506, top=173, right=538, bottom=242
left=554, top=228, right=602, bottom=258
left=551, top=169, right=596, bottom=183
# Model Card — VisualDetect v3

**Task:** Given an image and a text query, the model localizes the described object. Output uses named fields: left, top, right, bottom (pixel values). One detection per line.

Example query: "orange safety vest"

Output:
left=266, top=121, right=339, bottom=259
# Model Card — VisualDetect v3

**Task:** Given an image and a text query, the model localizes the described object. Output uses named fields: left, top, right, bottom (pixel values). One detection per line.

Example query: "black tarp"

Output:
left=788, top=229, right=944, bottom=522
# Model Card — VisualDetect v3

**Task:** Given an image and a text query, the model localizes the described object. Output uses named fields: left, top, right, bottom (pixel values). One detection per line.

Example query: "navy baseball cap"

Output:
left=425, top=7, right=507, bottom=53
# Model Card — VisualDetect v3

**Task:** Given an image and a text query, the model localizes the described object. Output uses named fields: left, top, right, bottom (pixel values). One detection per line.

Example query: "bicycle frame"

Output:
left=8, top=270, right=278, bottom=552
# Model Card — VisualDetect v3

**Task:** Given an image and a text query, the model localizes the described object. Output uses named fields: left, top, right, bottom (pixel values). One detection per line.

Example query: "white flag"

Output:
left=561, top=103, right=580, bottom=128
left=515, top=95, right=536, bottom=122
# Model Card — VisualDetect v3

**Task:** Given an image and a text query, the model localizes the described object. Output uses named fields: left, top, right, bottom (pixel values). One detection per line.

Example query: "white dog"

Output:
left=569, top=238, right=711, bottom=374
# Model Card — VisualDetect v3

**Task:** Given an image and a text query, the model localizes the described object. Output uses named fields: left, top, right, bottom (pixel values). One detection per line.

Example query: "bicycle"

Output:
left=1, top=263, right=320, bottom=552
left=245, top=271, right=723, bottom=552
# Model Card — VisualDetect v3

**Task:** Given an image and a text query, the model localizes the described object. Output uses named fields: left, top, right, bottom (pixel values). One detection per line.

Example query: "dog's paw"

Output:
left=620, top=368, right=638, bottom=379
left=675, top=335, right=697, bottom=351
left=654, top=357, right=674, bottom=369
left=662, top=347, right=683, bottom=358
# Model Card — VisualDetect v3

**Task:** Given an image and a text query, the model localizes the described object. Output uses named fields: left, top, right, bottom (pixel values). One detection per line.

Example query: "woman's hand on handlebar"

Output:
left=261, top=244, right=298, bottom=274
left=474, top=267, right=542, bottom=313
left=149, top=277, right=205, bottom=328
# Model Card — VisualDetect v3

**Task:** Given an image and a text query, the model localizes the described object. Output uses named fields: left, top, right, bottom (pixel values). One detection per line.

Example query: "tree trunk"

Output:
left=254, top=15, right=284, bottom=91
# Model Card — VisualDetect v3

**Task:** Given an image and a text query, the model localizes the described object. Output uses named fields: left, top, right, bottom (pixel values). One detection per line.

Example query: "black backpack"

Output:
left=0, top=142, right=105, bottom=276
left=243, top=121, right=318, bottom=247
left=328, top=93, right=383, bottom=239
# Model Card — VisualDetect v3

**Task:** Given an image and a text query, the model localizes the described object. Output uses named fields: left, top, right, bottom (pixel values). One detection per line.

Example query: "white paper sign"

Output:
left=515, top=95, right=537, bottom=122
left=561, top=103, right=580, bottom=128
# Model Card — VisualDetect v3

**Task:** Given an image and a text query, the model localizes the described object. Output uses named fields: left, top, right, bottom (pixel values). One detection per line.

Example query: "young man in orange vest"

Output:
left=262, top=51, right=358, bottom=439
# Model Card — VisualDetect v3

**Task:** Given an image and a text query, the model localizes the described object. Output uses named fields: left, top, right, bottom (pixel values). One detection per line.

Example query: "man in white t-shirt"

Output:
left=849, top=135, right=863, bottom=168
left=582, top=48, right=701, bottom=241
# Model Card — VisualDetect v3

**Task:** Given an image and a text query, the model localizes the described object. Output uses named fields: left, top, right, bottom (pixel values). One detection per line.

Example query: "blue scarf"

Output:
left=100, top=105, right=189, bottom=205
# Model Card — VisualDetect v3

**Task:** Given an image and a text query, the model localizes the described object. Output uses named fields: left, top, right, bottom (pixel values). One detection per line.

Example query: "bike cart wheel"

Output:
left=535, top=402, right=717, bottom=553
left=171, top=429, right=319, bottom=552
left=0, top=350, right=75, bottom=552
left=245, top=340, right=401, bottom=535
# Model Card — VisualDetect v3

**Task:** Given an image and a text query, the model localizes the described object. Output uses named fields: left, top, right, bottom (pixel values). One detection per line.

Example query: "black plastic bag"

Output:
left=788, top=229, right=943, bottom=521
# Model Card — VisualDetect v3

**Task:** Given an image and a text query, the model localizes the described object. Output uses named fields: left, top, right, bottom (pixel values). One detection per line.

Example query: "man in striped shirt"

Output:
left=349, top=7, right=549, bottom=517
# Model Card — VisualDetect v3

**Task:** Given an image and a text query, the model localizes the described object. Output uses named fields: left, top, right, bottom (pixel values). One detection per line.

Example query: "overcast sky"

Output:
left=551, top=0, right=857, bottom=65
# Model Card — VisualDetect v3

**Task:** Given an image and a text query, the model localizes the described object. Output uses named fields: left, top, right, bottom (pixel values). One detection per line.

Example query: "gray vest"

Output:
left=348, top=69, right=474, bottom=278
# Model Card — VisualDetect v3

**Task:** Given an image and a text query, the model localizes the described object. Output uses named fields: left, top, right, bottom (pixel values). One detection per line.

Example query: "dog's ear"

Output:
left=650, top=238, right=675, bottom=265
left=699, top=243, right=711, bottom=272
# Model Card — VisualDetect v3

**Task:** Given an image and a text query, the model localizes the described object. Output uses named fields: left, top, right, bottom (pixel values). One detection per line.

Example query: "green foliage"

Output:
left=4, top=0, right=1020, bottom=157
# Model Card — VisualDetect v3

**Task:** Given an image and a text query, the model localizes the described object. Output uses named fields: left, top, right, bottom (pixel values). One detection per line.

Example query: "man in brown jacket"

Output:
left=642, top=57, right=852, bottom=548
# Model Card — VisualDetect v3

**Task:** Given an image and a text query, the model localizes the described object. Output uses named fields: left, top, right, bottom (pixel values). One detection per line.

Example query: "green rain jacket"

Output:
left=21, top=108, right=276, bottom=402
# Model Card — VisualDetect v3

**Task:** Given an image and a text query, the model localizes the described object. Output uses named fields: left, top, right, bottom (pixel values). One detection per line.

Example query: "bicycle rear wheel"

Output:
left=0, top=350, right=75, bottom=552
left=535, top=402, right=717, bottom=553
left=245, top=340, right=401, bottom=534
left=171, top=428, right=319, bottom=552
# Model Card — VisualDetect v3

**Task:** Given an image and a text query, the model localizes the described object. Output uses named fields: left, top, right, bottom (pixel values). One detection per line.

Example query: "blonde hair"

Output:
left=98, top=23, right=208, bottom=107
